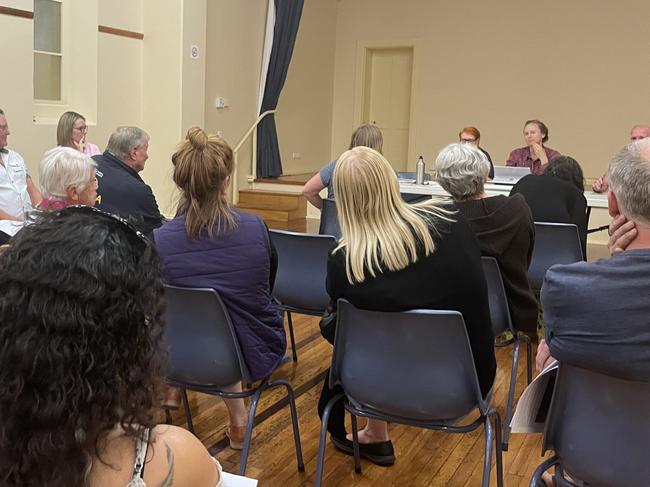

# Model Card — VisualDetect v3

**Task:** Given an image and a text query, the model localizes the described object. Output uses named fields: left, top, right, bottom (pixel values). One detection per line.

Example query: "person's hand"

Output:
left=592, top=177, right=606, bottom=193
left=530, top=143, right=548, bottom=164
left=608, top=214, right=637, bottom=255
left=536, top=339, right=555, bottom=373
left=73, top=136, right=86, bottom=153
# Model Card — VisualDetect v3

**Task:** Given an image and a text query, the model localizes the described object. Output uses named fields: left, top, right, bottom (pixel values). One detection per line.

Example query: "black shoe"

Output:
left=330, top=435, right=395, bottom=466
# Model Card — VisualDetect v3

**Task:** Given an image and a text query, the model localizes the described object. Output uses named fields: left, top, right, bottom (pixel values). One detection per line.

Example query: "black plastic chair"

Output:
left=318, top=198, right=341, bottom=239
left=269, top=229, right=337, bottom=361
left=528, top=222, right=584, bottom=293
left=530, top=363, right=650, bottom=487
left=163, top=285, right=304, bottom=475
left=315, top=299, right=503, bottom=487
left=482, top=256, right=532, bottom=451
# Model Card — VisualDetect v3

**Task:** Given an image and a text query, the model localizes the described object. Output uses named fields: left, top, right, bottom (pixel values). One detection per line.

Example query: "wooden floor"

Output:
left=167, top=313, right=550, bottom=486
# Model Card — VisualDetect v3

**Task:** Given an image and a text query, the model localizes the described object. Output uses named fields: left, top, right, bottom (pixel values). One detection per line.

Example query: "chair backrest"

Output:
left=330, top=299, right=486, bottom=422
left=164, top=285, right=251, bottom=386
left=318, top=198, right=341, bottom=239
left=528, top=222, right=583, bottom=292
left=481, top=256, right=514, bottom=337
left=269, top=230, right=337, bottom=313
left=543, top=363, right=650, bottom=486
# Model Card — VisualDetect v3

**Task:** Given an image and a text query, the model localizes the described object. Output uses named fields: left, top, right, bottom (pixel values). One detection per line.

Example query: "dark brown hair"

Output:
left=524, top=119, right=549, bottom=143
left=172, top=126, right=236, bottom=239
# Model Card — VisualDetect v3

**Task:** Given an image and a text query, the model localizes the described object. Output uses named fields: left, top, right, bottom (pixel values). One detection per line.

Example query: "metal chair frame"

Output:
left=164, top=285, right=304, bottom=475
left=314, top=300, right=503, bottom=487
left=481, top=256, right=532, bottom=450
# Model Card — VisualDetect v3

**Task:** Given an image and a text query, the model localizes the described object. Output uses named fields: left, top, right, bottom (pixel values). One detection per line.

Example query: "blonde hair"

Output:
left=56, top=111, right=84, bottom=148
left=349, top=124, right=383, bottom=153
left=333, top=147, right=452, bottom=284
left=172, top=127, right=236, bottom=239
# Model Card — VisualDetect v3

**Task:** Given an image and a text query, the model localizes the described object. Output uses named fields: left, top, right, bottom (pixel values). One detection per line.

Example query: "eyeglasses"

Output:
left=460, top=138, right=477, bottom=143
left=73, top=125, right=88, bottom=132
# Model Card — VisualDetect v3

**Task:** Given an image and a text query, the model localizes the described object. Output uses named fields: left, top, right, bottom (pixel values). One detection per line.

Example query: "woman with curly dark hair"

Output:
left=0, top=207, right=221, bottom=487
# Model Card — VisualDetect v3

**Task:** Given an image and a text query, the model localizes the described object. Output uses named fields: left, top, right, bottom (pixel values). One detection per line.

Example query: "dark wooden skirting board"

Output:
left=98, top=25, right=144, bottom=40
left=0, top=5, right=33, bottom=19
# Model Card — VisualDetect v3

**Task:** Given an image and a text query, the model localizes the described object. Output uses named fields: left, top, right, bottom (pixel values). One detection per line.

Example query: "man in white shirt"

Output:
left=0, top=109, right=42, bottom=241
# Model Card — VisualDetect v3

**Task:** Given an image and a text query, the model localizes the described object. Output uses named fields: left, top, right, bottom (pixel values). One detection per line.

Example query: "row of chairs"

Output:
left=164, top=284, right=650, bottom=486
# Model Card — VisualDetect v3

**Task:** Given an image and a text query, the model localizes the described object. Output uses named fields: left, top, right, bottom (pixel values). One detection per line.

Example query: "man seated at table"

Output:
left=592, top=124, right=650, bottom=193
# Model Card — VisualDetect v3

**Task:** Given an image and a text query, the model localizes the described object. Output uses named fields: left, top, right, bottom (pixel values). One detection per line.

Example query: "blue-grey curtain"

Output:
left=256, top=0, right=304, bottom=178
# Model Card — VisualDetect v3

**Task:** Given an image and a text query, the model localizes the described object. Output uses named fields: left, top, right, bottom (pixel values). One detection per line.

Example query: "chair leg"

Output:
left=529, top=456, right=559, bottom=487
left=481, top=412, right=494, bottom=487
left=350, top=413, right=362, bottom=474
left=503, top=340, right=521, bottom=451
left=491, top=410, right=504, bottom=487
left=239, top=387, right=264, bottom=476
left=180, top=388, right=194, bottom=434
left=276, top=380, right=305, bottom=471
left=287, top=311, right=298, bottom=362
left=315, top=393, right=345, bottom=487
left=523, top=335, right=532, bottom=384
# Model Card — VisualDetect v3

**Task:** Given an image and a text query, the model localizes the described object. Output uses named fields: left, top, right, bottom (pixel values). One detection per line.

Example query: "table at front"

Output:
left=399, top=181, right=608, bottom=209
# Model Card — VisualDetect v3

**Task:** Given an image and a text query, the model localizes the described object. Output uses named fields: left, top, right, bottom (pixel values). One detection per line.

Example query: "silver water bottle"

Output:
left=415, top=155, right=425, bottom=184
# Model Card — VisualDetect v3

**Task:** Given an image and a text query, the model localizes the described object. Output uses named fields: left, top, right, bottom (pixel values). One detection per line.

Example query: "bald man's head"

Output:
left=630, top=125, right=650, bottom=142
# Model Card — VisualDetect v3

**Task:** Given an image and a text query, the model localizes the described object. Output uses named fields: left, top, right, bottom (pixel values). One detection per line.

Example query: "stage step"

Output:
left=236, top=189, right=307, bottom=230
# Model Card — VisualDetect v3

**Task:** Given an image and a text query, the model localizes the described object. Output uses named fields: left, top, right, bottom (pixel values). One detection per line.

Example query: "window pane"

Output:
left=34, top=53, right=61, bottom=101
left=34, top=0, right=61, bottom=53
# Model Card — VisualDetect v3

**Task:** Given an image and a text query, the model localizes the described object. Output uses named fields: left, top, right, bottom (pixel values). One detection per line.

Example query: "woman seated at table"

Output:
left=37, top=146, right=98, bottom=210
left=506, top=119, right=561, bottom=175
left=0, top=208, right=221, bottom=487
left=459, top=126, right=494, bottom=179
left=436, top=142, right=539, bottom=336
left=510, top=155, right=588, bottom=258
left=319, top=146, right=496, bottom=466
left=302, top=124, right=383, bottom=209
left=154, top=127, right=285, bottom=449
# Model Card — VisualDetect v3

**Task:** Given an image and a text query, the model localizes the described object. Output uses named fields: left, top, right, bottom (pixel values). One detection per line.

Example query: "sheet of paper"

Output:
left=221, top=471, right=258, bottom=487
left=510, top=361, right=559, bottom=434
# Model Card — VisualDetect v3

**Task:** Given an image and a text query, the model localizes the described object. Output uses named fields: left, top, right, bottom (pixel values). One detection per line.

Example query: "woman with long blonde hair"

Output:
left=154, top=127, right=286, bottom=449
left=318, top=147, right=496, bottom=465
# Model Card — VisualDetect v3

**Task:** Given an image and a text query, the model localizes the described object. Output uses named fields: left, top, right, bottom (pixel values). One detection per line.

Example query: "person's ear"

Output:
left=608, top=189, right=620, bottom=218
left=66, top=185, right=79, bottom=201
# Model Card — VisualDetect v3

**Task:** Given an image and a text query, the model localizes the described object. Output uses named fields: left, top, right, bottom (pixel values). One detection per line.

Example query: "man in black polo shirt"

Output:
left=94, top=126, right=164, bottom=236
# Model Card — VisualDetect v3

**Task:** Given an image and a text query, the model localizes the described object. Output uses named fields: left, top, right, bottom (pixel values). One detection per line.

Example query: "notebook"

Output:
left=491, top=166, right=531, bottom=185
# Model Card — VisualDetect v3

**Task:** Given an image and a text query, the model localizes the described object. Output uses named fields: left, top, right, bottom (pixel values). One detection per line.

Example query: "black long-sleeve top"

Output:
left=326, top=214, right=496, bottom=397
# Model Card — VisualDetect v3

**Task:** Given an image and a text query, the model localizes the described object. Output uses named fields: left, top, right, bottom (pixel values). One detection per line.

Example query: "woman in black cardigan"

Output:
left=318, top=146, right=496, bottom=466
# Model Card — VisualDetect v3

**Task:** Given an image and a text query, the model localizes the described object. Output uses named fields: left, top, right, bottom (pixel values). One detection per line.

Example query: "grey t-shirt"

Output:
left=319, top=160, right=337, bottom=199
left=541, top=248, right=650, bottom=382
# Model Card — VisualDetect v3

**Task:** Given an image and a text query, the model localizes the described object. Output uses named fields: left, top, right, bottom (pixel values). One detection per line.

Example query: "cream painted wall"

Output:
left=203, top=0, right=267, bottom=196
left=275, top=0, right=337, bottom=176
left=330, top=0, right=650, bottom=178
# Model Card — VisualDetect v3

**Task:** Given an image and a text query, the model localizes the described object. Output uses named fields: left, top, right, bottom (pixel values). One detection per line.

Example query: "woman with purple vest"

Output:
left=154, top=127, right=286, bottom=450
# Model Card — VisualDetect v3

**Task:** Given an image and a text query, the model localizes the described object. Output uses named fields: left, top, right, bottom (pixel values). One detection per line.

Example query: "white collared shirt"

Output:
left=0, top=148, right=33, bottom=236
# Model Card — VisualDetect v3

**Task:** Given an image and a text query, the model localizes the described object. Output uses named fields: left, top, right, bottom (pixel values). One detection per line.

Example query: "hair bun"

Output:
left=185, top=126, right=208, bottom=150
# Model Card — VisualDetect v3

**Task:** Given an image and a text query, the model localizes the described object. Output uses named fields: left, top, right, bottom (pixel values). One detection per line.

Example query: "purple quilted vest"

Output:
left=154, top=209, right=286, bottom=381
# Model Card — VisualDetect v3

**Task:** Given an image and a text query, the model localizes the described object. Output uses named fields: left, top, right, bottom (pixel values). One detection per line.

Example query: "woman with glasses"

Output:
left=37, top=146, right=98, bottom=210
left=0, top=208, right=222, bottom=487
left=154, top=127, right=285, bottom=450
left=459, top=126, right=494, bottom=179
left=57, top=110, right=102, bottom=156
